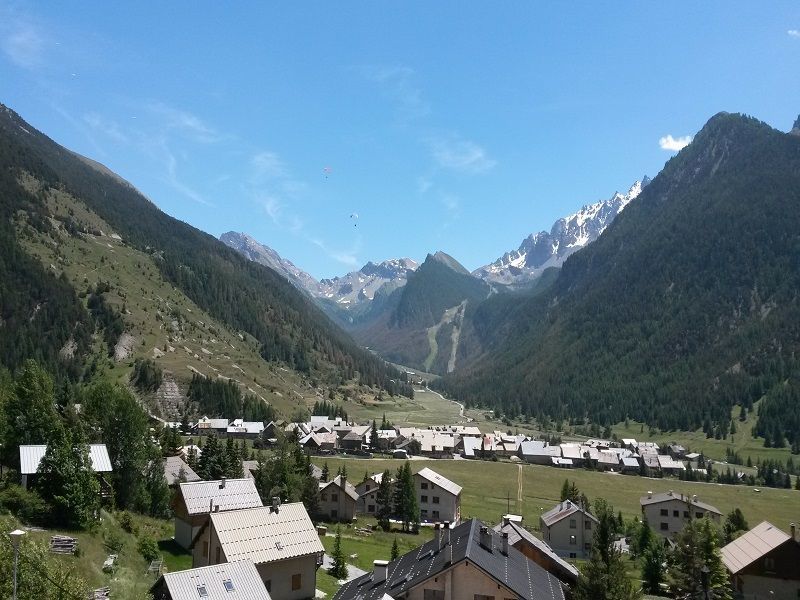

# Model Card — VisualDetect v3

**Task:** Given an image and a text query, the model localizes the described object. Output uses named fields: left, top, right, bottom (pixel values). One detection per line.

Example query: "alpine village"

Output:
left=1, top=5, right=800, bottom=600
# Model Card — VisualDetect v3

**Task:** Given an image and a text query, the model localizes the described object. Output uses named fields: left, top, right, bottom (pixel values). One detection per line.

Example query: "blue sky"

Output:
left=2, top=2, right=799, bottom=279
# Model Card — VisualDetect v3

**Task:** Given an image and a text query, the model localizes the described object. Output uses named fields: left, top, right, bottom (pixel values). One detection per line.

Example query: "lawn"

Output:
left=344, top=388, right=468, bottom=428
left=312, top=457, right=800, bottom=531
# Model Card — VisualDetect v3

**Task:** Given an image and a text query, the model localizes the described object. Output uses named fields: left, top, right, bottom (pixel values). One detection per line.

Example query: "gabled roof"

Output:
left=520, top=441, right=560, bottom=457
left=334, top=519, right=565, bottom=600
left=208, top=503, right=324, bottom=565
left=639, top=491, right=721, bottom=514
left=197, top=417, right=229, bottom=429
left=414, top=467, right=462, bottom=496
left=179, top=479, right=263, bottom=515
left=721, top=521, right=794, bottom=574
left=163, top=456, right=201, bottom=485
left=152, top=560, right=270, bottom=599
left=540, top=500, right=598, bottom=527
left=493, top=520, right=579, bottom=583
left=19, top=444, right=112, bottom=475
left=320, top=475, right=359, bottom=502
left=227, top=420, right=265, bottom=435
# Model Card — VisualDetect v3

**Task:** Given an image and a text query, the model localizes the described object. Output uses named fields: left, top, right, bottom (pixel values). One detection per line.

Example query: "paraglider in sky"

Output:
left=323, top=166, right=332, bottom=179
left=350, top=213, right=358, bottom=227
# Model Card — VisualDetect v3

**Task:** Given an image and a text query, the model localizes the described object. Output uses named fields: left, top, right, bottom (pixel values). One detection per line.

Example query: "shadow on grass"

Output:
left=158, top=538, right=192, bottom=572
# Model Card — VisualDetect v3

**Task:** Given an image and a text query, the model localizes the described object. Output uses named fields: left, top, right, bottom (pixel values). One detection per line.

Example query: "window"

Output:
left=660, top=522, right=669, bottom=531
left=696, top=512, right=704, bottom=519
left=764, top=557, right=775, bottom=572
left=421, top=482, right=428, bottom=489
left=569, top=519, right=577, bottom=529
left=332, top=493, right=338, bottom=501
left=672, top=510, right=679, bottom=517
left=683, top=511, right=689, bottom=518
left=321, top=493, right=327, bottom=501
left=584, top=521, right=592, bottom=530
left=368, top=504, right=375, bottom=513
left=197, top=585, right=208, bottom=597
left=660, top=509, right=668, bottom=516
left=569, top=553, right=577, bottom=559
left=433, top=496, right=440, bottom=504
left=292, top=574, right=301, bottom=591
left=474, top=595, right=495, bottom=600
left=421, top=495, right=428, bottom=503
left=433, top=510, right=440, bottom=519
left=332, top=509, right=338, bottom=518
left=584, top=543, right=591, bottom=551
left=421, top=509, right=428, bottom=516
left=365, top=484, right=371, bottom=491
left=569, top=535, right=576, bottom=545
left=223, top=579, right=235, bottom=592
left=424, top=590, right=444, bottom=600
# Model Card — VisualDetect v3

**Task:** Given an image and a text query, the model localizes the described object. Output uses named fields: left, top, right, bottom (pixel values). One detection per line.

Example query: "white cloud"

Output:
left=2, top=22, right=45, bottom=69
left=163, top=145, right=212, bottom=206
left=417, top=176, right=433, bottom=194
left=658, top=134, right=693, bottom=152
left=310, top=237, right=360, bottom=268
left=440, top=193, right=460, bottom=215
left=251, top=151, right=287, bottom=181
left=146, top=102, right=221, bottom=143
left=83, top=113, right=128, bottom=143
left=358, top=64, right=430, bottom=121
left=788, top=29, right=800, bottom=38
left=429, top=135, right=496, bottom=173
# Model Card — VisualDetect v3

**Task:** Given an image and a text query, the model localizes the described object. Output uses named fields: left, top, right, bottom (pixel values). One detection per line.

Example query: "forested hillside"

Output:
left=0, top=104, right=411, bottom=402
left=441, top=112, right=800, bottom=446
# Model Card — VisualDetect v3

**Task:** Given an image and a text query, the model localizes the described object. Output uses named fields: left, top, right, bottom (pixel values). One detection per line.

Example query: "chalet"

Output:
left=414, top=467, right=462, bottom=524
left=334, top=519, right=567, bottom=600
left=667, top=443, right=687, bottom=459
left=226, top=419, right=265, bottom=439
left=318, top=475, right=358, bottom=522
left=192, top=500, right=324, bottom=600
left=559, top=444, right=585, bottom=467
left=620, top=438, right=638, bottom=451
left=519, top=440, right=560, bottom=465
left=620, top=456, right=641, bottom=474
left=163, top=456, right=201, bottom=487
left=494, top=516, right=579, bottom=586
left=640, top=490, right=721, bottom=539
left=19, top=444, right=112, bottom=493
left=151, top=560, right=271, bottom=600
left=356, top=472, right=392, bottom=515
left=721, top=521, right=800, bottom=599
left=196, top=417, right=230, bottom=434
left=540, top=500, right=598, bottom=559
left=340, top=429, right=368, bottom=451
left=656, top=455, right=686, bottom=477
left=173, top=478, right=263, bottom=549
left=597, top=450, right=621, bottom=471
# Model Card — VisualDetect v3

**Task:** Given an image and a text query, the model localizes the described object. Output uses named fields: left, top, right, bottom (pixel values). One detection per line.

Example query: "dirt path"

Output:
left=446, top=300, right=467, bottom=373
left=517, top=464, right=523, bottom=510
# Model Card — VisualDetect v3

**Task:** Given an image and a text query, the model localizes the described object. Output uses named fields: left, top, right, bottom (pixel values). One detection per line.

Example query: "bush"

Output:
left=0, top=484, right=52, bottom=526
left=104, top=528, right=124, bottom=553
left=137, top=536, right=160, bottom=562
left=117, top=511, right=138, bottom=535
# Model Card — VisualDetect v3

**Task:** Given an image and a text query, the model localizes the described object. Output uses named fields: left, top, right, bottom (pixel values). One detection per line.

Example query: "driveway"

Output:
left=322, top=553, right=369, bottom=582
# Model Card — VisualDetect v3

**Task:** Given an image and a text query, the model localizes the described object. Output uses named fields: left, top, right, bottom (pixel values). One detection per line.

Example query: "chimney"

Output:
left=791, top=523, right=796, bottom=541
left=503, top=515, right=510, bottom=526
left=373, top=560, right=389, bottom=584
left=213, top=504, right=219, bottom=513
left=501, top=532, right=509, bottom=556
left=692, top=494, right=698, bottom=503
left=668, top=490, right=673, bottom=497
left=647, top=490, right=652, bottom=499
left=479, top=526, right=493, bottom=552
left=443, top=521, right=451, bottom=546
left=210, top=498, right=214, bottom=512
left=220, top=477, right=226, bottom=489
left=272, top=496, right=281, bottom=513
left=435, top=523, right=442, bottom=549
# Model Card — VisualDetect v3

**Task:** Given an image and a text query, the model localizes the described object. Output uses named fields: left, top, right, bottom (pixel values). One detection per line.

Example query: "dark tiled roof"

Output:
left=333, top=519, right=565, bottom=600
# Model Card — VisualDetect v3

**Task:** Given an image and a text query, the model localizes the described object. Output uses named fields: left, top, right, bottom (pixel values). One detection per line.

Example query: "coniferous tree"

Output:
left=321, top=462, right=329, bottom=483
left=329, top=526, right=348, bottom=580
left=141, top=445, right=171, bottom=518
left=391, top=537, right=399, bottom=561
left=668, top=517, right=732, bottom=600
left=376, top=469, right=393, bottom=531
left=641, top=539, right=666, bottom=595
left=723, top=508, right=749, bottom=544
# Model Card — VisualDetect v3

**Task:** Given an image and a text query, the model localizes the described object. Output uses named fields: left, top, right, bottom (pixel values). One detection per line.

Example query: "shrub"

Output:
left=0, top=484, right=51, bottom=526
left=137, top=536, right=160, bottom=562
left=117, top=511, right=138, bottom=534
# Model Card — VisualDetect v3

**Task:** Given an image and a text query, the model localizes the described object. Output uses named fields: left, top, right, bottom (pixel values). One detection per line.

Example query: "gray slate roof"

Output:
left=179, top=479, right=263, bottom=515
left=152, top=560, right=270, bottom=600
left=19, top=444, right=112, bottom=475
left=208, top=503, right=324, bottom=565
left=163, top=456, right=200, bottom=485
left=414, top=467, right=462, bottom=496
left=540, top=500, right=598, bottom=527
left=333, top=519, right=565, bottom=600
left=639, top=491, right=721, bottom=515
left=493, top=520, right=579, bottom=584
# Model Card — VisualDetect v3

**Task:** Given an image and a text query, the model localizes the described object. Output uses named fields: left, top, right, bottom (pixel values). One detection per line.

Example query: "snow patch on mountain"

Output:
left=474, top=177, right=649, bottom=285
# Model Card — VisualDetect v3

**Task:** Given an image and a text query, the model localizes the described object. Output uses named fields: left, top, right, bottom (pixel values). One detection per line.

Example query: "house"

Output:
left=519, top=441, right=561, bottom=465
left=173, top=478, right=263, bottom=550
left=318, top=475, right=358, bottom=522
left=163, top=456, right=201, bottom=487
left=196, top=417, right=230, bottom=434
left=597, top=450, right=621, bottom=471
left=356, top=473, right=392, bottom=515
left=667, top=443, right=687, bottom=459
left=494, top=516, right=579, bottom=586
left=721, top=521, right=800, bottom=599
left=19, top=444, right=112, bottom=491
left=340, top=429, right=368, bottom=451
left=334, top=519, right=566, bottom=600
left=657, top=454, right=686, bottom=476
left=539, top=500, right=598, bottom=559
left=414, top=467, right=462, bottom=524
left=227, top=419, right=265, bottom=439
left=460, top=436, right=482, bottom=459
left=242, top=461, right=260, bottom=479
left=559, top=444, right=585, bottom=467
left=620, top=456, right=641, bottom=474
left=640, top=490, right=722, bottom=539
left=621, top=438, right=638, bottom=451
left=192, top=500, right=324, bottom=600
left=151, top=560, right=271, bottom=600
